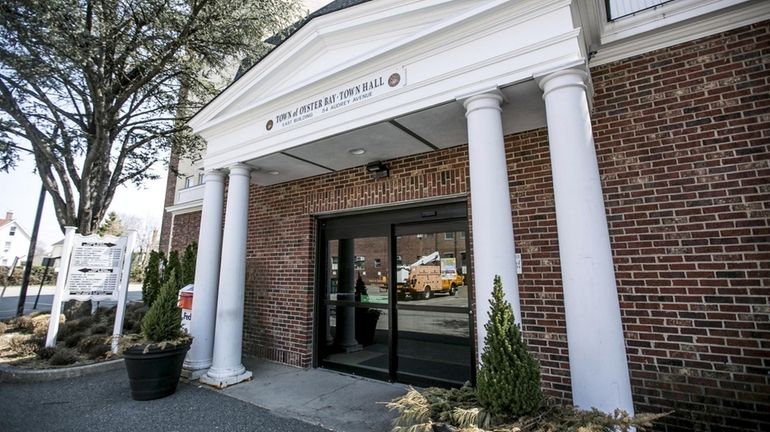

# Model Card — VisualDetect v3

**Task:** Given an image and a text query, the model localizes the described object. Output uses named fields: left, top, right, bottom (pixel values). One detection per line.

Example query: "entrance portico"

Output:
left=186, top=0, right=633, bottom=414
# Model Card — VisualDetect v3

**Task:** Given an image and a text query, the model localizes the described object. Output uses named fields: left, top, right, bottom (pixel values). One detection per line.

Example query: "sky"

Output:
left=0, top=0, right=330, bottom=249
left=0, top=156, right=166, bottom=248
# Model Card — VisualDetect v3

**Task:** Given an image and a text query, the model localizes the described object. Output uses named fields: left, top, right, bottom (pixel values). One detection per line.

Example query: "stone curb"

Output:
left=0, top=358, right=125, bottom=383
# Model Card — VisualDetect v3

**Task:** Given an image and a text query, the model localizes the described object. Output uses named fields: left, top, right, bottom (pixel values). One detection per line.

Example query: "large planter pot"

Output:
left=123, top=340, right=191, bottom=401
left=355, top=308, right=381, bottom=346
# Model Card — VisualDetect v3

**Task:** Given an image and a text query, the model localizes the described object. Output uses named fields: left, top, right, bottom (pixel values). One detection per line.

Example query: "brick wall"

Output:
left=242, top=147, right=472, bottom=368
left=158, top=150, right=181, bottom=254
left=170, top=211, right=202, bottom=252
left=591, top=22, right=769, bottom=431
left=167, top=21, right=768, bottom=431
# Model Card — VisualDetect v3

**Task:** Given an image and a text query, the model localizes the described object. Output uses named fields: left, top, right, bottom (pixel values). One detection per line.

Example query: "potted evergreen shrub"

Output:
left=122, top=269, right=192, bottom=400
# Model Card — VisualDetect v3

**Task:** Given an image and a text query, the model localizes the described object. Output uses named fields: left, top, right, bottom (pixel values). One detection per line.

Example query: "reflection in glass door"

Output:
left=316, top=203, right=473, bottom=387
left=320, top=237, right=390, bottom=380
left=395, top=226, right=472, bottom=386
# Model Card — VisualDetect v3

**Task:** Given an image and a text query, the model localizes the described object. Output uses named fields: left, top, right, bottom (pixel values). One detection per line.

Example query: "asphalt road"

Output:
left=0, top=368, right=332, bottom=432
left=0, top=285, right=143, bottom=320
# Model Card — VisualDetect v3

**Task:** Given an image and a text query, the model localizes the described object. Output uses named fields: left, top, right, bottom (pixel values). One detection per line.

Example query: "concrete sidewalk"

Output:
left=204, top=358, right=408, bottom=432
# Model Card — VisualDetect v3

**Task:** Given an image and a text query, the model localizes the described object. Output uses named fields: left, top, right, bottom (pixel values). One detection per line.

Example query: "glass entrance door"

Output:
left=316, top=202, right=473, bottom=387
left=394, top=222, right=472, bottom=386
left=319, top=236, right=391, bottom=380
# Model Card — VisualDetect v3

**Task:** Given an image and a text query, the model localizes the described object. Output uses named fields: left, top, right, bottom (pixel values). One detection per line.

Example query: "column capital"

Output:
left=203, top=169, right=226, bottom=183
left=537, top=68, right=588, bottom=97
left=227, top=163, right=251, bottom=178
left=461, top=90, right=504, bottom=117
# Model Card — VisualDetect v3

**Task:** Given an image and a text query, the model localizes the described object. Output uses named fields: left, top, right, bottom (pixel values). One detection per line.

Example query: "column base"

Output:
left=337, top=343, right=362, bottom=353
left=181, top=367, right=208, bottom=380
left=200, top=370, right=253, bottom=389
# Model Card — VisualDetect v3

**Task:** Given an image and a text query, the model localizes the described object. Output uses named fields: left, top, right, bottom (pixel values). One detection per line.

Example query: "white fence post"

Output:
left=112, top=230, right=137, bottom=353
left=45, top=226, right=77, bottom=348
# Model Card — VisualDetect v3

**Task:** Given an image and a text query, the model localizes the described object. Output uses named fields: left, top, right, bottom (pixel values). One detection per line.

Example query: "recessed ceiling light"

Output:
left=348, top=148, right=366, bottom=155
left=268, top=170, right=280, bottom=175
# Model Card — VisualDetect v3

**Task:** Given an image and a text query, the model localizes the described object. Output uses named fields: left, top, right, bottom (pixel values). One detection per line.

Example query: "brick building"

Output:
left=160, top=1, right=769, bottom=430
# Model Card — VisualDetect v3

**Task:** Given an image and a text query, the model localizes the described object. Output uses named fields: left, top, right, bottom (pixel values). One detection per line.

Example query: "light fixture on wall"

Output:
left=365, top=161, right=389, bottom=179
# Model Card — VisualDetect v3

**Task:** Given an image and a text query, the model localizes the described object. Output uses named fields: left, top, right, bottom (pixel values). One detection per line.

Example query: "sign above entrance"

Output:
left=265, top=67, right=406, bottom=132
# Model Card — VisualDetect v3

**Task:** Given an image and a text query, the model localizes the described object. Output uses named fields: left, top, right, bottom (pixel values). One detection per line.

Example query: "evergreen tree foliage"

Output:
left=165, top=250, right=181, bottom=289
left=180, top=242, right=197, bottom=286
left=141, top=250, right=165, bottom=308
left=97, top=211, right=124, bottom=236
left=354, top=271, right=367, bottom=300
left=141, top=270, right=183, bottom=343
left=476, top=275, right=543, bottom=417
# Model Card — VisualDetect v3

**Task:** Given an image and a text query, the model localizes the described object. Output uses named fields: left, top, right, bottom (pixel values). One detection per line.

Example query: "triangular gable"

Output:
left=190, top=0, right=489, bottom=130
left=1, top=220, right=32, bottom=239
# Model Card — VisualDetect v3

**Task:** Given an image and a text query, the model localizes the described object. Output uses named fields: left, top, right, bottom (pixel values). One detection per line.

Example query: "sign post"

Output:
left=112, top=231, right=136, bottom=352
left=1, top=256, right=20, bottom=299
left=46, top=227, right=77, bottom=347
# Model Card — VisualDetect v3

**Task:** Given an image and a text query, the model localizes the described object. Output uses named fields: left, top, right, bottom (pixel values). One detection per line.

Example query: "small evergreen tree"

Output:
left=180, top=242, right=198, bottom=286
left=165, top=250, right=182, bottom=289
left=97, top=211, right=124, bottom=236
left=141, top=250, right=165, bottom=308
left=476, top=275, right=543, bottom=418
left=354, top=271, right=367, bottom=301
left=141, top=270, right=183, bottom=343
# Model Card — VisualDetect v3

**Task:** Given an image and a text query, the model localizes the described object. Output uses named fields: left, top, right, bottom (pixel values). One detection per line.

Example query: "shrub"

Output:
left=476, top=275, right=542, bottom=418
left=30, top=314, right=52, bottom=337
left=165, top=250, right=181, bottom=286
left=8, top=335, right=43, bottom=357
left=90, top=324, right=109, bottom=335
left=142, top=250, right=165, bottom=308
left=36, top=346, right=57, bottom=360
left=180, top=242, right=197, bottom=286
left=63, top=331, right=85, bottom=348
left=122, top=302, right=148, bottom=333
left=387, top=387, right=670, bottom=432
left=78, top=335, right=111, bottom=360
left=94, top=305, right=117, bottom=321
left=10, top=316, right=35, bottom=334
left=0, top=321, right=8, bottom=334
left=49, top=348, right=78, bottom=366
left=84, top=343, right=111, bottom=360
left=141, top=270, right=183, bottom=343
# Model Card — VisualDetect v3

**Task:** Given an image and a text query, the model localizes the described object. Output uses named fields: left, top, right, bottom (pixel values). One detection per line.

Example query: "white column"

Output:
left=539, top=68, right=634, bottom=414
left=183, top=170, right=225, bottom=378
left=335, top=239, right=361, bottom=352
left=463, top=91, right=522, bottom=360
left=201, top=163, right=252, bottom=388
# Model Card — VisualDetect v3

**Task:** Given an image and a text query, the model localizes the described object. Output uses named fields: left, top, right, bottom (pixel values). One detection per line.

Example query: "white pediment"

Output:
left=193, top=0, right=490, bottom=127
left=190, top=0, right=586, bottom=171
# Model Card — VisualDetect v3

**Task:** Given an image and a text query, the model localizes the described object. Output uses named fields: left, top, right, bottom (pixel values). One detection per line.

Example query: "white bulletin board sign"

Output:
left=45, top=227, right=136, bottom=352
left=66, top=236, right=127, bottom=300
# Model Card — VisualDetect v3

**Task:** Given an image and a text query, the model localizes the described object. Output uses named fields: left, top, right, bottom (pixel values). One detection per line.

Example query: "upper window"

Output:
left=355, top=256, right=366, bottom=271
left=3, top=241, right=10, bottom=252
left=184, top=176, right=194, bottom=188
left=198, top=173, right=205, bottom=185
left=9, top=226, right=16, bottom=236
left=607, top=0, right=674, bottom=21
